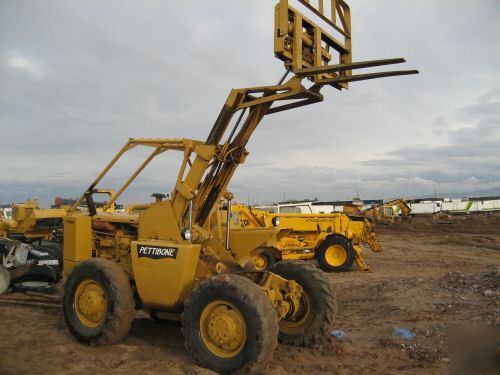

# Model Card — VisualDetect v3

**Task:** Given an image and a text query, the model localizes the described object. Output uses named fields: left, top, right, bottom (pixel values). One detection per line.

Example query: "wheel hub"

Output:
left=252, top=254, right=267, bottom=270
left=208, top=313, right=237, bottom=345
left=200, top=302, right=246, bottom=357
left=324, top=245, right=347, bottom=266
left=74, top=280, right=106, bottom=327
left=281, top=290, right=311, bottom=329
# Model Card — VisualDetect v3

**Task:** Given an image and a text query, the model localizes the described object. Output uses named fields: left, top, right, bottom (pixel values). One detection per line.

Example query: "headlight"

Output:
left=272, top=216, right=281, bottom=226
left=181, top=228, right=192, bottom=241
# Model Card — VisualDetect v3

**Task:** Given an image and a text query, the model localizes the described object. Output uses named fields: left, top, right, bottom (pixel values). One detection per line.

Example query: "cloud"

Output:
left=4, top=55, right=44, bottom=78
left=361, top=90, right=500, bottom=176
left=0, top=1, right=499, bottom=206
left=228, top=87, right=500, bottom=203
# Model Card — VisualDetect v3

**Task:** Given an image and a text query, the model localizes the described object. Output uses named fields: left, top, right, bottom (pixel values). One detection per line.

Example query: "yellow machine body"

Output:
left=0, top=191, right=120, bottom=243
left=0, top=199, right=66, bottom=241
left=343, top=198, right=412, bottom=225
left=62, top=141, right=301, bottom=317
left=130, top=240, right=201, bottom=310
left=230, top=204, right=381, bottom=271
left=63, top=215, right=92, bottom=271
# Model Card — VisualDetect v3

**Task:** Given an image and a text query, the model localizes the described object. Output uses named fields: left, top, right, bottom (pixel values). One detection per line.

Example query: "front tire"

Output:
left=315, top=235, right=355, bottom=272
left=270, top=261, right=336, bottom=346
left=182, top=274, right=278, bottom=374
left=63, top=258, right=134, bottom=346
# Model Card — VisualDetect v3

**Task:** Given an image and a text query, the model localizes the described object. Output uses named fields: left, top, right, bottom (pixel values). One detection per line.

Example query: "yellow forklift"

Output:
left=59, top=1, right=417, bottom=372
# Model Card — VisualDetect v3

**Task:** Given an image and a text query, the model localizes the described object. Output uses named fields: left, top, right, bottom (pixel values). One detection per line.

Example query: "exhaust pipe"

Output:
left=226, top=199, right=231, bottom=251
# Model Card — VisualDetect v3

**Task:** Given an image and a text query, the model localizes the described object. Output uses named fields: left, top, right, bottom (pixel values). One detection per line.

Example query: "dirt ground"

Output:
left=0, top=214, right=498, bottom=374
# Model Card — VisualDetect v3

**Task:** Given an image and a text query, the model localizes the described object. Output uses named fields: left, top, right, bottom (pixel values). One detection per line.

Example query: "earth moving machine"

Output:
left=0, top=191, right=118, bottom=294
left=60, top=1, right=417, bottom=372
left=230, top=204, right=381, bottom=272
left=0, top=237, right=62, bottom=294
left=344, top=198, right=412, bottom=225
left=0, top=198, right=66, bottom=243
left=0, top=199, right=65, bottom=294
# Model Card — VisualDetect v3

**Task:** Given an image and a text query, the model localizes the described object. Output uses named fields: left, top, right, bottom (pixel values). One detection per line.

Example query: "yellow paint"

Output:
left=252, top=254, right=268, bottom=270
left=138, top=201, right=182, bottom=242
left=56, top=2, right=417, bottom=361
left=228, top=228, right=278, bottom=268
left=280, top=291, right=311, bottom=330
left=230, top=204, right=381, bottom=271
left=259, top=271, right=303, bottom=321
left=0, top=198, right=66, bottom=241
left=343, top=198, right=411, bottom=225
left=275, top=0, right=352, bottom=89
left=199, top=300, right=246, bottom=358
left=324, top=245, right=347, bottom=266
left=74, top=279, right=106, bottom=328
left=130, top=240, right=200, bottom=310
left=63, top=215, right=92, bottom=273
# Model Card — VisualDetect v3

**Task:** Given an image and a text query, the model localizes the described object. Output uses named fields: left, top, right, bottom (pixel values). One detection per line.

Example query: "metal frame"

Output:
left=275, top=0, right=352, bottom=88
left=71, top=139, right=205, bottom=214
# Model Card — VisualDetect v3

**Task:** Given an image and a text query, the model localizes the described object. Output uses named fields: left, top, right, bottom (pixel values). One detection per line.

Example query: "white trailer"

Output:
left=481, top=198, right=500, bottom=212
left=257, top=197, right=500, bottom=216
left=408, top=200, right=442, bottom=214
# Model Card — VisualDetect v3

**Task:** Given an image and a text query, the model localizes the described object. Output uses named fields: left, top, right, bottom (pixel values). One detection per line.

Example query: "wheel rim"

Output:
left=252, top=254, right=268, bottom=270
left=199, top=300, right=246, bottom=358
left=74, top=279, right=107, bottom=328
left=324, top=245, right=347, bottom=266
left=280, top=292, right=311, bottom=329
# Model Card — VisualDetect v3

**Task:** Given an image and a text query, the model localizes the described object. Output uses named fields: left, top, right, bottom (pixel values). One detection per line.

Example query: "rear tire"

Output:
left=270, top=261, right=336, bottom=346
left=315, top=235, right=355, bottom=272
left=33, top=243, right=63, bottom=282
left=41, top=241, right=63, bottom=268
left=63, top=258, right=134, bottom=346
left=182, top=274, right=278, bottom=374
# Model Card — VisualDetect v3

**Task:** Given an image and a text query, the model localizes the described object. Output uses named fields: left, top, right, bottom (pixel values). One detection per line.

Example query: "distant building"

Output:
left=408, top=196, right=500, bottom=214
left=256, top=196, right=500, bottom=215
left=256, top=199, right=384, bottom=214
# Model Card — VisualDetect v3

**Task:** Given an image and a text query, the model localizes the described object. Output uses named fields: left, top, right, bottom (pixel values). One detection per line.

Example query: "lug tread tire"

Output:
left=63, top=258, right=134, bottom=346
left=34, top=243, right=63, bottom=282
left=270, top=261, right=336, bottom=346
left=316, top=235, right=355, bottom=272
left=40, top=241, right=63, bottom=265
left=182, top=274, right=278, bottom=374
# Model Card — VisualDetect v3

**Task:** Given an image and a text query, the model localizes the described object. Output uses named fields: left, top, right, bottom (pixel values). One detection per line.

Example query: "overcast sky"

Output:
left=1, top=0, right=499, bottom=207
